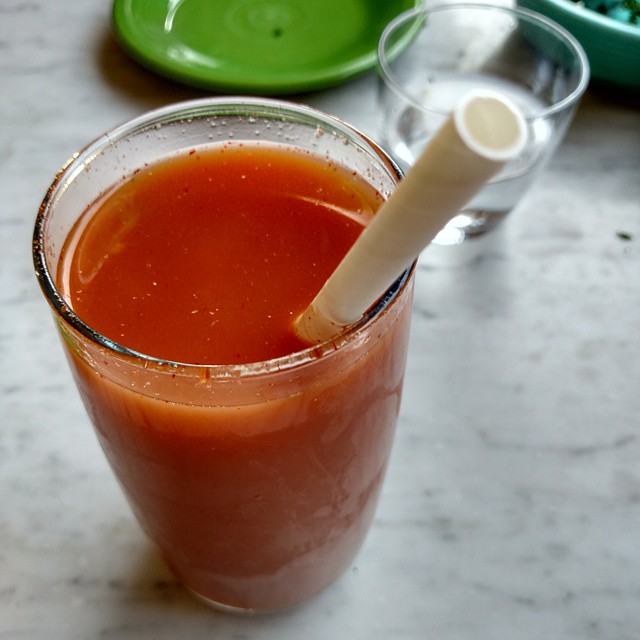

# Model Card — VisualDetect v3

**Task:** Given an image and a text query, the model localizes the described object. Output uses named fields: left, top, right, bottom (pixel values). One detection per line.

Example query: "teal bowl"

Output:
left=518, top=0, right=640, bottom=88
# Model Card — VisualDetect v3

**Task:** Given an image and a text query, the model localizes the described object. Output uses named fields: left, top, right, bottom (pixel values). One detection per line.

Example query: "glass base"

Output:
left=189, top=589, right=261, bottom=615
left=188, top=586, right=313, bottom=616
left=420, top=217, right=507, bottom=268
left=432, top=210, right=509, bottom=246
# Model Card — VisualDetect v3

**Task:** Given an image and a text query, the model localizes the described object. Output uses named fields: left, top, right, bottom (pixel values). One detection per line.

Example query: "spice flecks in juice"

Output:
left=59, top=142, right=383, bottom=364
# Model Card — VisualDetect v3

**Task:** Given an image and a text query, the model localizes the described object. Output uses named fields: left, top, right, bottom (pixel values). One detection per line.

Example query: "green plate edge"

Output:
left=112, top=0, right=419, bottom=94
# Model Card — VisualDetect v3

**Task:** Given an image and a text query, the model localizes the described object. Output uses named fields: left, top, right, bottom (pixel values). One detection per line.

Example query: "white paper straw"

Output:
left=295, top=90, right=528, bottom=344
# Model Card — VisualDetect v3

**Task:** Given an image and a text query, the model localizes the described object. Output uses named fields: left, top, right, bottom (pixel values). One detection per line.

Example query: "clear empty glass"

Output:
left=377, top=3, right=589, bottom=248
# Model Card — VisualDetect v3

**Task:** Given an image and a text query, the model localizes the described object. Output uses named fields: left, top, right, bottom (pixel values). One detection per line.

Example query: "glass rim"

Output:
left=33, top=96, right=413, bottom=378
left=377, top=2, right=590, bottom=121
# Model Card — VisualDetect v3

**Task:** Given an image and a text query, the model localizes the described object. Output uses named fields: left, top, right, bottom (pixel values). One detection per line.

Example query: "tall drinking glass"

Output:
left=33, top=98, right=414, bottom=612
left=377, top=3, right=589, bottom=247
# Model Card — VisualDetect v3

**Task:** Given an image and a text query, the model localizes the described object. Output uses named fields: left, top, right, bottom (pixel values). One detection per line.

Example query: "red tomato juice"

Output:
left=56, top=142, right=413, bottom=610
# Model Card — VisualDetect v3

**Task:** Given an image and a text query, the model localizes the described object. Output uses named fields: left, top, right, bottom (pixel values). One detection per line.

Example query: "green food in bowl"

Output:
left=518, top=0, right=640, bottom=87
left=578, top=0, right=639, bottom=26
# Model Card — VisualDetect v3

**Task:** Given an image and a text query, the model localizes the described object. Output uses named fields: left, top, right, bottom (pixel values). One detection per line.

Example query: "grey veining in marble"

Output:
left=2, top=1, right=640, bottom=638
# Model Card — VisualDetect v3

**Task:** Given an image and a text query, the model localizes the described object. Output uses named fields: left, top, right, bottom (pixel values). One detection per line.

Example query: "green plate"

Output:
left=112, top=0, right=417, bottom=94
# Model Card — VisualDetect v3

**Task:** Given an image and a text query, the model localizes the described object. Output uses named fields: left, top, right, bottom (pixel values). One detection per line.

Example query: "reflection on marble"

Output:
left=2, top=1, right=640, bottom=638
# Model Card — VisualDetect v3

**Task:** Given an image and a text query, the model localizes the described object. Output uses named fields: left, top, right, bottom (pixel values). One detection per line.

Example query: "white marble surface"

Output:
left=2, top=1, right=640, bottom=638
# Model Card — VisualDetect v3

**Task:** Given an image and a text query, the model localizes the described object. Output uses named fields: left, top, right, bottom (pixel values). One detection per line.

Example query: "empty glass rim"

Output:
left=33, top=96, right=413, bottom=378
left=377, top=2, right=590, bottom=121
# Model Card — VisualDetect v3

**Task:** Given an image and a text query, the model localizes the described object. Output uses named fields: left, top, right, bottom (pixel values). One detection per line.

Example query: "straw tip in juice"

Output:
left=294, top=302, right=344, bottom=345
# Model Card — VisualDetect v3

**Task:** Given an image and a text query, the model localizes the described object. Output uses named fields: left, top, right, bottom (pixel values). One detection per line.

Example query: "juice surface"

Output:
left=59, top=143, right=382, bottom=364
